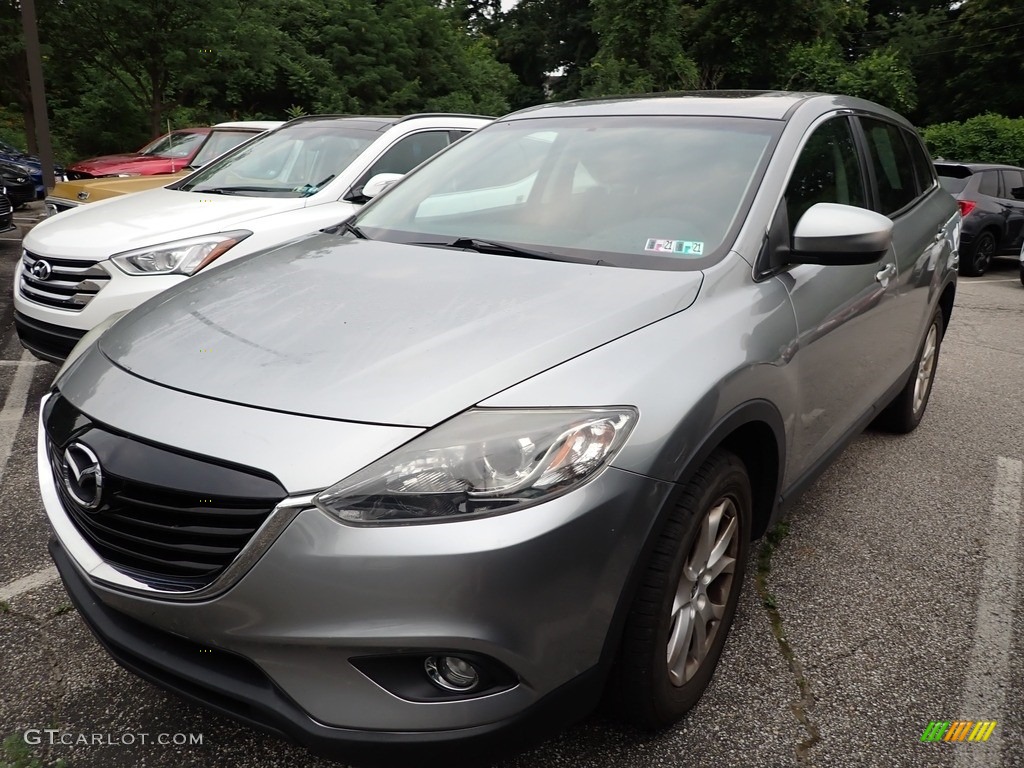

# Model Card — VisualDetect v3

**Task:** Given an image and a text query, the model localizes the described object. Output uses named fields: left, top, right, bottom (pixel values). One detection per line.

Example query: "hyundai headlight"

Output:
left=110, top=231, right=251, bottom=276
left=314, top=407, right=637, bottom=525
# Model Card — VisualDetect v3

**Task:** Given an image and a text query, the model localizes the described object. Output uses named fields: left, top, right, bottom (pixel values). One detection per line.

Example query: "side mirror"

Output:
left=361, top=173, right=403, bottom=200
left=790, top=203, right=893, bottom=266
left=1011, top=186, right=1024, bottom=201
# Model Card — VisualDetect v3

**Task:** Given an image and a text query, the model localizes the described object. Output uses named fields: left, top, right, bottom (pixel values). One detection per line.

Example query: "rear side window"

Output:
left=860, top=118, right=917, bottom=215
left=906, top=130, right=936, bottom=193
left=978, top=171, right=1000, bottom=197
left=939, top=176, right=968, bottom=194
left=999, top=169, right=1024, bottom=200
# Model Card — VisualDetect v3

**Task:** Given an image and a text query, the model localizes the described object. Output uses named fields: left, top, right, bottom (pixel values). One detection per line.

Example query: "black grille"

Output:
left=44, top=396, right=287, bottom=591
left=19, top=249, right=110, bottom=311
left=0, top=195, right=11, bottom=216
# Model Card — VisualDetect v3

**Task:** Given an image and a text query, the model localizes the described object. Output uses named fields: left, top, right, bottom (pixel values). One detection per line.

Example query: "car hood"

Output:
left=26, top=187, right=305, bottom=259
left=98, top=235, right=703, bottom=426
left=69, top=154, right=188, bottom=176
left=50, top=172, right=187, bottom=203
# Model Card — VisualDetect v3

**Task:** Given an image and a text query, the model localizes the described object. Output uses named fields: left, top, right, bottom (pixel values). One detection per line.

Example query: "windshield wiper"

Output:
left=323, top=219, right=368, bottom=239
left=445, top=237, right=568, bottom=262
left=189, top=185, right=287, bottom=195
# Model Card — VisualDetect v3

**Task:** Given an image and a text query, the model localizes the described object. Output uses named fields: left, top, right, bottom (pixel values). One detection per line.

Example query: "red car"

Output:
left=65, top=127, right=211, bottom=180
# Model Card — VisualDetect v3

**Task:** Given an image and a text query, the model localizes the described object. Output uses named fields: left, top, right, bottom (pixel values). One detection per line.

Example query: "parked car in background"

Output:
left=46, top=121, right=283, bottom=215
left=64, top=127, right=211, bottom=180
left=0, top=138, right=65, bottom=199
left=15, top=113, right=490, bottom=362
left=37, top=92, right=957, bottom=766
left=935, top=161, right=1024, bottom=276
left=0, top=193, right=13, bottom=233
left=0, top=160, right=37, bottom=208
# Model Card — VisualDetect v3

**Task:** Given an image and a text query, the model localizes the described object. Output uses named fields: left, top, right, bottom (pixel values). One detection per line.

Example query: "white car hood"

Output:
left=25, top=187, right=307, bottom=261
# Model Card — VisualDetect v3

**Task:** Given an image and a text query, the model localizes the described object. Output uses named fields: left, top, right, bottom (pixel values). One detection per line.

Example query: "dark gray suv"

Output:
left=936, top=161, right=1024, bottom=276
left=39, top=92, right=958, bottom=765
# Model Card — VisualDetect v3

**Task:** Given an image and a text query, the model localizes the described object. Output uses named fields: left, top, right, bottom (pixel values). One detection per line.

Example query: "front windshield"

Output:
left=139, top=131, right=206, bottom=158
left=354, top=115, right=780, bottom=268
left=188, top=129, right=262, bottom=168
left=179, top=121, right=378, bottom=198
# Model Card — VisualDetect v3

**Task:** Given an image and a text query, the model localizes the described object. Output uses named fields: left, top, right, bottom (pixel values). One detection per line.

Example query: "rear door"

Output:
left=855, top=117, right=953, bottom=370
left=998, top=168, right=1024, bottom=252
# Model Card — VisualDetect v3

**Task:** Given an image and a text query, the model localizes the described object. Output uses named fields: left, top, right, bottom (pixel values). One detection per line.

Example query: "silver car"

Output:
left=39, top=92, right=958, bottom=764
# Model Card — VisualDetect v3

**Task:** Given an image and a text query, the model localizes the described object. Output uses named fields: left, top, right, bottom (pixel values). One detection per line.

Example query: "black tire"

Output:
left=875, top=308, right=944, bottom=434
left=612, top=449, right=751, bottom=730
left=960, top=230, right=996, bottom=276
left=1019, top=265, right=1024, bottom=287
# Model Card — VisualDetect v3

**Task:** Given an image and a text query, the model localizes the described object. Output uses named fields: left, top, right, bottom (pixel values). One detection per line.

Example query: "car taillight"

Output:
left=958, top=200, right=977, bottom=217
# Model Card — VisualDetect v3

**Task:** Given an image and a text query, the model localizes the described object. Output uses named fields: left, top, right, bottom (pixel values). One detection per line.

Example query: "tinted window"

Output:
left=999, top=169, right=1024, bottom=201
left=786, top=117, right=867, bottom=230
left=939, top=176, right=968, bottom=194
left=861, top=118, right=917, bottom=215
left=364, top=131, right=451, bottom=179
left=906, top=130, right=936, bottom=193
left=978, top=171, right=1000, bottom=197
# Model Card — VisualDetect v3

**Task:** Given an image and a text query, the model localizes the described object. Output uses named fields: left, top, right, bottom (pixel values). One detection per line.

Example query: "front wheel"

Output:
left=875, top=308, right=944, bottom=433
left=612, top=449, right=751, bottom=730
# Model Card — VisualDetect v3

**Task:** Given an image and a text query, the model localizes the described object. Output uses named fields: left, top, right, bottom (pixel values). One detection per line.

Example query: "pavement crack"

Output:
left=755, top=522, right=821, bottom=764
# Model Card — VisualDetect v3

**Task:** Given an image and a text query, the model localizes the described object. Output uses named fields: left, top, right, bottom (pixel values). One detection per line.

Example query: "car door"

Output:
left=856, top=117, right=952, bottom=371
left=998, top=168, right=1024, bottom=252
left=779, top=115, right=904, bottom=473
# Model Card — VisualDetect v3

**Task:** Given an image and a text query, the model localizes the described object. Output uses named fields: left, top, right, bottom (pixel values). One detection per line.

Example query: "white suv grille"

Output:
left=19, top=250, right=110, bottom=311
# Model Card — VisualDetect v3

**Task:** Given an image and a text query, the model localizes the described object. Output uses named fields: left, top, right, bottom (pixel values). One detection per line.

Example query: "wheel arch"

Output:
left=670, top=399, right=786, bottom=541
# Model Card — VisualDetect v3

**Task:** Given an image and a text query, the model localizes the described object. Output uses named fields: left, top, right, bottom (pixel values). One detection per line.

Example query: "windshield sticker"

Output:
left=644, top=239, right=705, bottom=255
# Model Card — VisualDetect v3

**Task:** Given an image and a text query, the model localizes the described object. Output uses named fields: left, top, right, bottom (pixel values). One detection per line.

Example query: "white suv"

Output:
left=15, top=113, right=491, bottom=362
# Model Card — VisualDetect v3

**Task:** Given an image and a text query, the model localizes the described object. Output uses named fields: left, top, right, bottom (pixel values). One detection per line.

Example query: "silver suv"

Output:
left=39, top=92, right=958, bottom=764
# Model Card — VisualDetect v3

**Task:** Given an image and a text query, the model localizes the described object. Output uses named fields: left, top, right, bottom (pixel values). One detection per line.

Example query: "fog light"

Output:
left=424, top=655, right=480, bottom=692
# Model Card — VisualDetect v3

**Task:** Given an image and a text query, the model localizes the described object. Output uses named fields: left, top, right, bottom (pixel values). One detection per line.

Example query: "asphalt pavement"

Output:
left=0, top=213, right=1022, bottom=767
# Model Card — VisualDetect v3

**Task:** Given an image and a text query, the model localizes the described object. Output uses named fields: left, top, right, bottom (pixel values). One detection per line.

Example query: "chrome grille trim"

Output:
left=19, top=250, right=110, bottom=311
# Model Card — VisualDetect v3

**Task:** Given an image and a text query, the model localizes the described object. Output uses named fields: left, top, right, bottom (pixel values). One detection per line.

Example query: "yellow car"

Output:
left=45, top=120, right=282, bottom=215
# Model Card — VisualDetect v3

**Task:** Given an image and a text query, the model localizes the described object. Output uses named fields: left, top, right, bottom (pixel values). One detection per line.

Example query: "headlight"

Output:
left=114, top=173, right=142, bottom=177
left=110, top=231, right=251, bottom=276
left=314, top=407, right=637, bottom=525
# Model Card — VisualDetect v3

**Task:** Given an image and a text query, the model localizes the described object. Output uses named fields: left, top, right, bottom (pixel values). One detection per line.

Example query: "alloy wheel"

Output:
left=666, top=497, right=739, bottom=686
left=912, top=321, right=939, bottom=417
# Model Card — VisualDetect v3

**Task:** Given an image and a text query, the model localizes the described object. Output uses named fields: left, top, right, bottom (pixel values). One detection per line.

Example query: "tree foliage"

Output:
left=2, top=0, right=1024, bottom=163
left=923, top=114, right=1024, bottom=167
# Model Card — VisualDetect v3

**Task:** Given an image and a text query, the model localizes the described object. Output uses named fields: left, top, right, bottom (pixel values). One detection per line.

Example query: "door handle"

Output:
left=875, top=263, right=896, bottom=284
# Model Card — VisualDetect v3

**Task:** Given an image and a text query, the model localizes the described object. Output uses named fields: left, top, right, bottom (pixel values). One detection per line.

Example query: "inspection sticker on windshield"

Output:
left=644, top=238, right=704, bottom=255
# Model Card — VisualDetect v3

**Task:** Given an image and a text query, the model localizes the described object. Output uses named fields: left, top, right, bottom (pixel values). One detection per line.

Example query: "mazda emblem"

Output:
left=30, top=259, right=53, bottom=281
left=61, top=442, right=103, bottom=510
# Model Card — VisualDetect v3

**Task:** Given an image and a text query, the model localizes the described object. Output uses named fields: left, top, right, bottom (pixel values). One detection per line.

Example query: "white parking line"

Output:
left=0, top=350, right=37, bottom=489
left=0, top=566, right=58, bottom=603
left=954, top=456, right=1023, bottom=767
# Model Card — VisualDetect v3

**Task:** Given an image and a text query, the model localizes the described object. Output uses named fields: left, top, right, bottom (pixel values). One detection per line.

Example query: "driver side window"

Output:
left=785, top=117, right=867, bottom=235
left=353, top=131, right=451, bottom=195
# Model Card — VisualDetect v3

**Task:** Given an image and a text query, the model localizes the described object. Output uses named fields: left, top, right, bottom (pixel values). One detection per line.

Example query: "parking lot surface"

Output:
left=1, top=214, right=1022, bottom=767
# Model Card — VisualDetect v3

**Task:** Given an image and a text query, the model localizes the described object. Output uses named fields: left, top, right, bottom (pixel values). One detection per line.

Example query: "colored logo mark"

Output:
left=920, top=721, right=997, bottom=742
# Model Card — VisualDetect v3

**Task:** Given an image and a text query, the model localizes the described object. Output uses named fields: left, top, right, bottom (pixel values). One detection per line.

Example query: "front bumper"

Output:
left=39, top=377, right=675, bottom=760
left=51, top=536, right=606, bottom=766
left=14, top=310, right=85, bottom=363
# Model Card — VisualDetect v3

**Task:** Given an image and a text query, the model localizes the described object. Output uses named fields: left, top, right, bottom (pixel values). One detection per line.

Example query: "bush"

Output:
left=922, top=113, right=1024, bottom=166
